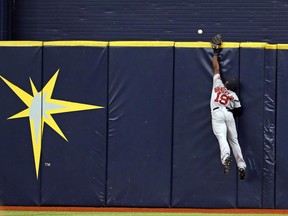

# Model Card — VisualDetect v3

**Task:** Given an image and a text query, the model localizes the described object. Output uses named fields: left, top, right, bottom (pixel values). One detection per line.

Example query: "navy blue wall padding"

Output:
left=275, top=48, right=288, bottom=209
left=0, top=42, right=284, bottom=208
left=172, top=47, right=239, bottom=208
left=263, top=47, right=276, bottom=208
left=238, top=46, right=265, bottom=208
left=107, top=46, right=173, bottom=207
left=0, top=45, right=42, bottom=205
left=41, top=45, right=108, bottom=206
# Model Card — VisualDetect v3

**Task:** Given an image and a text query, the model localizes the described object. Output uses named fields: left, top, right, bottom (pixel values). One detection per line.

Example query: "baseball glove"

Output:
left=211, top=34, right=223, bottom=55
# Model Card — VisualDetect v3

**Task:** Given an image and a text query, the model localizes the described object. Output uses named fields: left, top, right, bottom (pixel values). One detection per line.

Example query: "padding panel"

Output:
left=107, top=44, right=173, bottom=207
left=40, top=43, right=108, bottom=206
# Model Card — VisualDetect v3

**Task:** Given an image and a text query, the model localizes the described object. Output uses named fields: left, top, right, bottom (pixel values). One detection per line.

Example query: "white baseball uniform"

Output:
left=210, top=74, right=246, bottom=169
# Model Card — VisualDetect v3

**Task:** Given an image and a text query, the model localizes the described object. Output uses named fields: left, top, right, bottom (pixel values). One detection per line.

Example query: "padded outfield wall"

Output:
left=0, top=41, right=286, bottom=208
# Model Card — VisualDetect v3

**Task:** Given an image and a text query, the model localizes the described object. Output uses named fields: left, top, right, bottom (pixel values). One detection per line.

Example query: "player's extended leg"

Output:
left=211, top=111, right=231, bottom=166
left=226, top=114, right=246, bottom=169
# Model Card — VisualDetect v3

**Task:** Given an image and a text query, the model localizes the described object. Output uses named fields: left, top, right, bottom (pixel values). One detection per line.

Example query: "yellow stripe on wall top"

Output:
left=265, top=44, right=277, bottom=50
left=221, top=42, right=240, bottom=48
left=109, top=41, right=174, bottom=47
left=175, top=42, right=239, bottom=48
left=240, top=42, right=267, bottom=48
left=44, top=41, right=108, bottom=47
left=277, top=44, right=288, bottom=50
left=0, top=41, right=43, bottom=47
left=175, top=42, right=211, bottom=48
left=0, top=40, right=285, bottom=49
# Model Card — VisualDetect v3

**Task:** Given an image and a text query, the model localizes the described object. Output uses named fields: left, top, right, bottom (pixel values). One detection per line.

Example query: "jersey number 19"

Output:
left=215, top=92, right=229, bottom=105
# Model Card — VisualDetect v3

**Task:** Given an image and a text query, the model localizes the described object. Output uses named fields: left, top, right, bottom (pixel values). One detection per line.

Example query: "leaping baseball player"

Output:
left=210, top=34, right=246, bottom=180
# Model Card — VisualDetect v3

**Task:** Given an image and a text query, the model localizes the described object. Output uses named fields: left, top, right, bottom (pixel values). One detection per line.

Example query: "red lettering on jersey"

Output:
left=214, top=86, right=226, bottom=93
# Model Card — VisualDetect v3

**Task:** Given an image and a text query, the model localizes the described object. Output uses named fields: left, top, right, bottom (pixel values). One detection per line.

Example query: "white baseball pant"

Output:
left=211, top=107, right=246, bottom=169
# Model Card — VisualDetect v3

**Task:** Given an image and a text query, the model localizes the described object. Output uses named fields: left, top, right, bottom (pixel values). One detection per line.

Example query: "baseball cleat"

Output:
left=224, top=156, right=232, bottom=174
left=239, top=168, right=246, bottom=181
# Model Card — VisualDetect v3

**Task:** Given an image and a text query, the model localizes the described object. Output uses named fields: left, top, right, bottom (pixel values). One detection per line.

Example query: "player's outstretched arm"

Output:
left=211, top=34, right=223, bottom=75
left=213, top=54, right=220, bottom=75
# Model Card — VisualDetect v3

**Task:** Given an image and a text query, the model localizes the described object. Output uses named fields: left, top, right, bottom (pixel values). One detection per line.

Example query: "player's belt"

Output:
left=213, top=107, right=232, bottom=112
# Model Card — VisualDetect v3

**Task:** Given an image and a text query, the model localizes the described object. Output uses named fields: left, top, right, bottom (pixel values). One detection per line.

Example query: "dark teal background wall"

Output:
left=7, top=0, right=288, bottom=43
left=0, top=41, right=284, bottom=209
left=0, top=0, right=11, bottom=40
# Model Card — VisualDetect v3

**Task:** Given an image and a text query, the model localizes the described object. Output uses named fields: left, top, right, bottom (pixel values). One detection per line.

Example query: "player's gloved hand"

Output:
left=211, top=34, right=223, bottom=55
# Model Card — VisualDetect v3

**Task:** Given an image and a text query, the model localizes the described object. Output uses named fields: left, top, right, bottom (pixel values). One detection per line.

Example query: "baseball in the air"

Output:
left=198, top=29, right=203, bottom=34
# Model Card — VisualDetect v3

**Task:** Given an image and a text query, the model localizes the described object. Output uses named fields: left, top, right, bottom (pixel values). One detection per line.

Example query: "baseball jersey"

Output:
left=210, top=74, right=241, bottom=111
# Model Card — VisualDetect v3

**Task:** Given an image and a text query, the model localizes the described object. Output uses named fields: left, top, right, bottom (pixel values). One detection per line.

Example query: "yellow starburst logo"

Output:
left=0, top=69, right=104, bottom=178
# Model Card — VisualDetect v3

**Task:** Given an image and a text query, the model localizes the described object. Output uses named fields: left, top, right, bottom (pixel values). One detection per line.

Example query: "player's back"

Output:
left=210, top=74, right=241, bottom=111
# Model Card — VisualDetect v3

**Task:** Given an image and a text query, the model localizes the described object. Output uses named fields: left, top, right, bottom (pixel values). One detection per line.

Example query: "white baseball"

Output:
left=198, top=29, right=203, bottom=34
